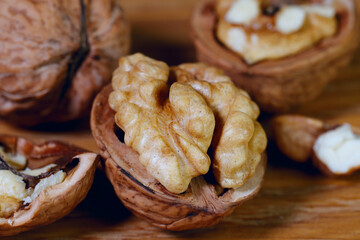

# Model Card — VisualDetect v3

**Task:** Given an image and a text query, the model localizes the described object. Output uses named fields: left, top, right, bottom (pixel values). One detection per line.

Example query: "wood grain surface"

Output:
left=2, top=0, right=360, bottom=239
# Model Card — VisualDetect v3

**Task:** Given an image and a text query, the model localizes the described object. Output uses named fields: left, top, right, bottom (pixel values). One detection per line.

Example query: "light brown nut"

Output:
left=174, top=63, right=267, bottom=188
left=109, top=54, right=215, bottom=194
left=0, top=0, right=130, bottom=126
left=91, top=53, right=267, bottom=230
left=0, top=135, right=98, bottom=236
left=272, top=114, right=360, bottom=176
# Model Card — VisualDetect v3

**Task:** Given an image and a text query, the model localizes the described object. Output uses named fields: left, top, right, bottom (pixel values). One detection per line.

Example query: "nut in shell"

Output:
left=191, top=0, right=360, bottom=112
left=91, top=53, right=267, bottom=230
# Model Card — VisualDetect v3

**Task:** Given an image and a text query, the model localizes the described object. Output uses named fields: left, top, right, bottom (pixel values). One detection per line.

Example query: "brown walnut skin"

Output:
left=191, top=0, right=360, bottom=112
left=272, top=115, right=360, bottom=176
left=0, top=135, right=98, bottom=236
left=91, top=85, right=266, bottom=231
left=0, top=0, right=130, bottom=126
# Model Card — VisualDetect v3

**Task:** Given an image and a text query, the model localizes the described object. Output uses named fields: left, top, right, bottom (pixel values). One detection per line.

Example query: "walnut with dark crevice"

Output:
left=0, top=0, right=130, bottom=126
left=0, top=135, right=98, bottom=236
left=91, top=53, right=267, bottom=231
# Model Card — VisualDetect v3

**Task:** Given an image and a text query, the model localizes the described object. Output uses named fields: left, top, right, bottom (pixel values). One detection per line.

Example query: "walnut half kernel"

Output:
left=91, top=53, right=267, bottom=230
left=109, top=53, right=267, bottom=194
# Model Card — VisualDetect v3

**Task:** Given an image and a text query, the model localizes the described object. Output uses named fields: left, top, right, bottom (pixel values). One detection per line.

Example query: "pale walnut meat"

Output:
left=109, top=54, right=215, bottom=194
left=91, top=53, right=267, bottom=230
left=272, top=115, right=360, bottom=176
left=173, top=63, right=267, bottom=188
left=191, top=0, right=360, bottom=112
left=0, top=135, right=98, bottom=236
left=0, top=0, right=130, bottom=126
left=216, top=10, right=337, bottom=64
left=215, top=0, right=337, bottom=64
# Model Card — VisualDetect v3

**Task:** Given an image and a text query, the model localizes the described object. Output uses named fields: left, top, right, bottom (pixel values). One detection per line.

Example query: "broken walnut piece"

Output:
left=0, top=135, right=98, bottom=236
left=272, top=115, right=360, bottom=176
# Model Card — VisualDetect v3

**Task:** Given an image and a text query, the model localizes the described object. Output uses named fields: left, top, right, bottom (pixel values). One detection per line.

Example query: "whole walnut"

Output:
left=0, top=0, right=130, bottom=126
left=92, top=53, right=267, bottom=230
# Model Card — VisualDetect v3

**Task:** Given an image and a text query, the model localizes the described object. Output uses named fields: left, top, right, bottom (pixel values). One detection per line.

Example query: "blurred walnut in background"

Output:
left=0, top=0, right=130, bottom=126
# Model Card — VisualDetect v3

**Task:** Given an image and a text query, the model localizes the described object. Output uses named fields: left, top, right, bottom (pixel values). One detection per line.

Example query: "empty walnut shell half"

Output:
left=191, top=0, right=360, bottom=112
left=272, top=115, right=360, bottom=176
left=91, top=82, right=266, bottom=230
left=0, top=0, right=130, bottom=126
left=0, top=135, right=98, bottom=236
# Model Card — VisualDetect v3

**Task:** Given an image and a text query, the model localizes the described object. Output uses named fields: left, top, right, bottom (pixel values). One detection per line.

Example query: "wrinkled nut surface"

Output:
left=91, top=53, right=267, bottom=230
left=272, top=115, right=360, bottom=176
left=0, top=135, right=98, bottom=236
left=109, top=53, right=267, bottom=192
left=0, top=0, right=130, bottom=126
left=191, top=0, right=360, bottom=112
left=109, top=54, right=215, bottom=194
left=173, top=63, right=267, bottom=189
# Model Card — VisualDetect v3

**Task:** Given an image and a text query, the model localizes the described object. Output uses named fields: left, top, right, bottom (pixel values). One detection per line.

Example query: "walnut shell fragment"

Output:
left=0, top=0, right=130, bottom=126
left=0, top=135, right=98, bottom=236
left=91, top=53, right=267, bottom=230
left=272, top=115, right=360, bottom=176
left=191, top=0, right=360, bottom=112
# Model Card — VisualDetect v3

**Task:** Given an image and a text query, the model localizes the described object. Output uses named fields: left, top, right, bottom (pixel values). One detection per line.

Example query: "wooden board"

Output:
left=2, top=0, right=360, bottom=239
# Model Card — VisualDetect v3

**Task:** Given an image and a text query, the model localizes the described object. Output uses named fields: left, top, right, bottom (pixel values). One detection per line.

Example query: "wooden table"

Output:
left=3, top=0, right=360, bottom=239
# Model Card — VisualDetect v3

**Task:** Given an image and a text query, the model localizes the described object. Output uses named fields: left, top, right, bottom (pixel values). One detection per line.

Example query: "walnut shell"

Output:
left=0, top=0, right=130, bottom=126
left=91, top=85, right=266, bottom=231
left=272, top=115, right=360, bottom=176
left=0, top=135, right=98, bottom=236
left=271, top=115, right=325, bottom=162
left=191, top=0, right=360, bottom=112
